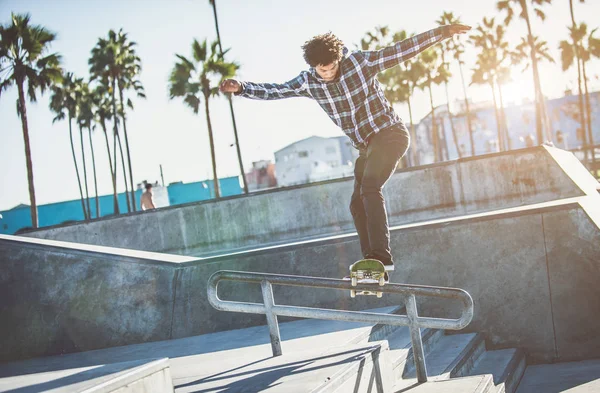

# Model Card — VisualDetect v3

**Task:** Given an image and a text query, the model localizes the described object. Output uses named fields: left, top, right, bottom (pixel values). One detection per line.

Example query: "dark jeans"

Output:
left=350, top=123, right=410, bottom=266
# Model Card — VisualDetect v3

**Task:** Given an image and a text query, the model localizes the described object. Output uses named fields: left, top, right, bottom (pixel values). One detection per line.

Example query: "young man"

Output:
left=220, top=24, right=470, bottom=280
left=140, top=183, right=156, bottom=211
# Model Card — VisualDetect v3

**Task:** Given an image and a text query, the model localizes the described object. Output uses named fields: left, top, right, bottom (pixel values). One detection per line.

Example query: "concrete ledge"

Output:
left=0, top=358, right=172, bottom=393
left=2, top=195, right=599, bottom=364
left=23, top=147, right=595, bottom=256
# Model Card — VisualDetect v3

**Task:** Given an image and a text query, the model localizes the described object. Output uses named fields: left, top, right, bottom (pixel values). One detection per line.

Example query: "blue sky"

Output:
left=1, top=0, right=599, bottom=211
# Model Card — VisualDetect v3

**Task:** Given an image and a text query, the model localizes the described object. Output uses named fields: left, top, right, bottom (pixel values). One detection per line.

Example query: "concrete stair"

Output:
left=341, top=315, right=526, bottom=393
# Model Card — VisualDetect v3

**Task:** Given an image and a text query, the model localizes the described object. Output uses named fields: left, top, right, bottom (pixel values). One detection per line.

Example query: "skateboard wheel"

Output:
left=377, top=292, right=383, bottom=298
left=379, top=276, right=385, bottom=286
left=350, top=290, right=356, bottom=298
left=351, top=277, right=357, bottom=286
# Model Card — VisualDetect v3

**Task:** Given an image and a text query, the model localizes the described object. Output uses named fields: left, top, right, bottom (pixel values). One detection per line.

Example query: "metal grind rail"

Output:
left=207, top=270, right=474, bottom=383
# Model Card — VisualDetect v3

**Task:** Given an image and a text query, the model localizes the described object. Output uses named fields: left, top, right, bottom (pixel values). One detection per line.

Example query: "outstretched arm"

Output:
left=220, top=73, right=311, bottom=100
left=364, top=24, right=471, bottom=76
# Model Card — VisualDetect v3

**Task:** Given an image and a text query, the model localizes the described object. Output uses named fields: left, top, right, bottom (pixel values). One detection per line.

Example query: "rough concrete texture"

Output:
left=23, top=146, right=590, bottom=256
left=0, top=309, right=395, bottom=392
left=0, top=236, right=185, bottom=363
left=2, top=192, right=599, bottom=365
left=516, top=359, right=600, bottom=393
left=0, top=358, right=172, bottom=393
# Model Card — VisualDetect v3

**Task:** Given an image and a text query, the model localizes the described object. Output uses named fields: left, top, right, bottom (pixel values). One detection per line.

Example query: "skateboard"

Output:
left=348, top=259, right=386, bottom=298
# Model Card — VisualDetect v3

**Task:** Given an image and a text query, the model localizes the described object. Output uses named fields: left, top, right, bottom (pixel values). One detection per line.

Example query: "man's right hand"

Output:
left=220, top=79, right=242, bottom=94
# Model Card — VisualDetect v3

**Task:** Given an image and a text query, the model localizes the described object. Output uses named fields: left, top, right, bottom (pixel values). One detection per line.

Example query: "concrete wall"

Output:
left=23, top=146, right=589, bottom=256
left=2, top=194, right=599, bottom=364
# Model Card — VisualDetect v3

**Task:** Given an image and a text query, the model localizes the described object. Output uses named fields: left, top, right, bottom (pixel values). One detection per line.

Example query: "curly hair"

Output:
left=301, top=32, right=345, bottom=67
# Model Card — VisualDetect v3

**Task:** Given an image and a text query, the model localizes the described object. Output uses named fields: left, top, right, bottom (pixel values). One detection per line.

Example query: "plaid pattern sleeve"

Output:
left=237, top=73, right=312, bottom=100
left=363, top=26, right=450, bottom=76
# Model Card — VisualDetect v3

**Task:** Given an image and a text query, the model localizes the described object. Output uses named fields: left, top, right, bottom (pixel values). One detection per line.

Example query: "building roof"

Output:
left=275, top=136, right=330, bottom=154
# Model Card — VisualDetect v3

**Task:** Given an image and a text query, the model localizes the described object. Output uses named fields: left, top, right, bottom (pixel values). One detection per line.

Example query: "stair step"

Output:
left=469, top=349, right=526, bottom=393
left=392, top=374, right=494, bottom=393
left=392, top=333, right=485, bottom=390
left=388, top=328, right=445, bottom=380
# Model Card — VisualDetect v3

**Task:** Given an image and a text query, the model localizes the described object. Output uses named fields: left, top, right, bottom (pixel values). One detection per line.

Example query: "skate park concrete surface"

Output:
left=22, top=146, right=595, bottom=256
left=2, top=146, right=600, bottom=392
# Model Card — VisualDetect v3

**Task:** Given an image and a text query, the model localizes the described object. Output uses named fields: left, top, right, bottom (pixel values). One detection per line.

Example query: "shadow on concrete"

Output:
left=173, top=347, right=373, bottom=393
left=0, top=317, right=379, bottom=379
left=1, top=359, right=151, bottom=393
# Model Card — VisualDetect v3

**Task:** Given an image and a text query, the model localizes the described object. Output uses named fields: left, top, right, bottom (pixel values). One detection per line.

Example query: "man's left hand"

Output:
left=447, top=24, right=471, bottom=36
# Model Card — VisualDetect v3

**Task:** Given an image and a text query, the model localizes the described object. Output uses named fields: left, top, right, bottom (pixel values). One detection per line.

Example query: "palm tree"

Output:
left=470, top=18, right=514, bottom=151
left=77, top=82, right=100, bottom=218
left=497, top=0, right=552, bottom=144
left=114, top=31, right=145, bottom=210
left=577, top=24, right=600, bottom=166
left=89, top=29, right=140, bottom=211
left=72, top=78, right=92, bottom=217
left=439, top=12, right=476, bottom=156
left=208, top=0, right=249, bottom=194
left=169, top=39, right=239, bottom=199
left=50, top=72, right=89, bottom=220
left=418, top=49, right=446, bottom=162
left=92, top=84, right=120, bottom=214
left=512, top=34, right=555, bottom=144
left=564, top=0, right=588, bottom=162
left=360, top=27, right=418, bottom=165
left=436, top=12, right=461, bottom=158
left=0, top=13, right=62, bottom=228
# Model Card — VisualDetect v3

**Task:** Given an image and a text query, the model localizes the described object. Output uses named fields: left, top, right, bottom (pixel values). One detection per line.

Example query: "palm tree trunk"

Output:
left=522, top=1, right=545, bottom=144
left=497, top=83, right=512, bottom=150
left=68, top=116, right=88, bottom=220
left=569, top=0, right=588, bottom=162
left=582, top=59, right=596, bottom=167
left=79, top=125, right=92, bottom=218
left=407, top=97, right=419, bottom=166
left=116, top=132, right=131, bottom=208
left=118, top=86, right=137, bottom=211
left=211, top=0, right=249, bottom=194
left=111, top=78, right=130, bottom=213
left=16, top=80, right=38, bottom=228
left=444, top=81, right=462, bottom=158
left=427, top=83, right=439, bottom=162
left=458, top=61, right=475, bottom=156
left=88, top=127, right=100, bottom=218
left=490, top=81, right=502, bottom=152
left=204, top=93, right=221, bottom=198
left=102, top=120, right=119, bottom=214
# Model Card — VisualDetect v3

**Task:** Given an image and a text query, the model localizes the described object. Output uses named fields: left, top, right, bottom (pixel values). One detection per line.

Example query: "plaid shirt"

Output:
left=237, top=26, right=451, bottom=148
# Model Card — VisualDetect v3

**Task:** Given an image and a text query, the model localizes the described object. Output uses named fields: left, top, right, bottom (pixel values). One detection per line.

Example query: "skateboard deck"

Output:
left=348, top=259, right=386, bottom=298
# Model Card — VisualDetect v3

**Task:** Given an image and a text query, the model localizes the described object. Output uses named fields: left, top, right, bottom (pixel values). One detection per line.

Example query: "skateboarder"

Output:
left=220, top=24, right=471, bottom=281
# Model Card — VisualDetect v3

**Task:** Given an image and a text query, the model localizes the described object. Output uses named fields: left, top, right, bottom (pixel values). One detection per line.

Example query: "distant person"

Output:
left=140, top=183, right=156, bottom=211
left=220, top=24, right=470, bottom=281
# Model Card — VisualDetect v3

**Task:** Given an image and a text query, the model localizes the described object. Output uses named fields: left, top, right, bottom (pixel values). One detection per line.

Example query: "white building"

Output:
left=274, top=136, right=359, bottom=186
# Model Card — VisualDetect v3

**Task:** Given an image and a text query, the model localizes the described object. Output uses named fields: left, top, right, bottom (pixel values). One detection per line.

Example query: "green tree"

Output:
left=562, top=0, right=588, bottom=162
left=470, top=18, right=512, bottom=152
left=497, top=0, right=552, bottom=145
left=360, top=27, right=425, bottom=165
left=89, top=29, right=142, bottom=212
left=418, top=49, right=446, bottom=162
left=72, top=78, right=92, bottom=217
left=438, top=11, right=476, bottom=156
left=76, top=82, right=100, bottom=218
left=437, top=12, right=462, bottom=158
left=0, top=13, right=62, bottom=228
left=91, top=84, right=120, bottom=213
left=169, top=39, right=239, bottom=199
left=49, top=72, right=88, bottom=220
left=208, top=0, right=248, bottom=194
left=512, top=34, right=555, bottom=145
